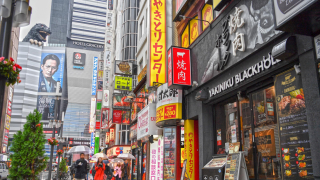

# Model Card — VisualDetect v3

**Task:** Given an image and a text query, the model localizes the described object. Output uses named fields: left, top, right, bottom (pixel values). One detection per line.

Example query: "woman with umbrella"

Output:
left=94, top=157, right=106, bottom=180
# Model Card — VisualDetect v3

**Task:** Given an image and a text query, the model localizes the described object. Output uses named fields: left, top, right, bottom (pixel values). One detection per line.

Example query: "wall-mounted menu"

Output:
left=224, top=152, right=249, bottom=180
left=275, top=68, right=313, bottom=179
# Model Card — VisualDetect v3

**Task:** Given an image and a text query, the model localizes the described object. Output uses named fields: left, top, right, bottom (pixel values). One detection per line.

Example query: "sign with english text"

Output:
left=168, top=47, right=192, bottom=88
left=137, top=103, right=158, bottom=140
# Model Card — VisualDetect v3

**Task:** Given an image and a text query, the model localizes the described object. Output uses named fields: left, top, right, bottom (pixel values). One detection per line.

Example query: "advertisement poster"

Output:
left=97, top=81, right=103, bottom=90
left=101, top=108, right=109, bottom=129
left=115, top=61, right=133, bottom=75
left=36, top=95, right=55, bottom=120
left=275, top=68, right=313, bottom=179
left=131, top=86, right=148, bottom=120
left=38, top=51, right=65, bottom=93
left=103, top=90, right=109, bottom=107
left=112, top=110, right=122, bottom=124
left=122, top=111, right=130, bottom=124
left=113, top=94, right=130, bottom=109
left=5, top=115, right=10, bottom=130
left=164, top=128, right=176, bottom=180
left=130, top=124, right=137, bottom=140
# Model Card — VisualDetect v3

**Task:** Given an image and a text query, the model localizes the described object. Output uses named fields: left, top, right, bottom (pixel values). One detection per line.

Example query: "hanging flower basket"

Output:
left=0, top=57, right=22, bottom=86
left=47, top=137, right=58, bottom=146
left=57, top=149, right=63, bottom=155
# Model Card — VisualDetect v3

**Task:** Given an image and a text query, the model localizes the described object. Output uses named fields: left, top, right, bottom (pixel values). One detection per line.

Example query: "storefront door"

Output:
left=215, top=86, right=281, bottom=180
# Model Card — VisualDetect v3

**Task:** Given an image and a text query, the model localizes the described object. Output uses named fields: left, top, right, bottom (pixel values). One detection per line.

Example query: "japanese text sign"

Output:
left=184, top=120, right=199, bottom=180
left=110, top=128, right=115, bottom=141
left=149, top=0, right=167, bottom=86
left=115, top=61, right=133, bottom=75
left=106, top=132, right=110, bottom=144
left=115, top=76, right=132, bottom=91
left=149, top=142, right=159, bottom=180
left=137, top=104, right=158, bottom=140
left=91, top=57, right=98, bottom=95
left=112, top=110, right=122, bottom=124
left=168, top=47, right=191, bottom=88
left=89, top=98, right=96, bottom=133
left=156, top=83, right=183, bottom=108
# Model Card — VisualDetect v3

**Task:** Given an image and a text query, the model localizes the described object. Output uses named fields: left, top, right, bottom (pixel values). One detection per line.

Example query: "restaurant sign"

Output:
left=156, top=83, right=183, bottom=123
left=115, top=60, right=134, bottom=75
left=114, top=76, right=132, bottom=91
left=137, top=104, right=158, bottom=140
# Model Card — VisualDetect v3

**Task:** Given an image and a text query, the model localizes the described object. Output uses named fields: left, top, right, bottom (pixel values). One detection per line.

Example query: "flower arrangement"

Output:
left=57, top=149, right=63, bottom=155
left=36, top=123, right=41, bottom=128
left=0, top=57, right=22, bottom=86
left=47, top=137, right=58, bottom=146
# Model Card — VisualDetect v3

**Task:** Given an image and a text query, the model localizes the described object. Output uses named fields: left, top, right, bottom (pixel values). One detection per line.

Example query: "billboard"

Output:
left=115, top=61, right=134, bottom=75
left=92, top=57, right=98, bottom=96
left=114, top=76, right=132, bottom=91
left=38, top=51, right=65, bottom=93
left=149, top=0, right=166, bottom=86
left=112, top=93, right=131, bottom=109
left=37, top=96, right=56, bottom=120
left=101, top=108, right=110, bottom=129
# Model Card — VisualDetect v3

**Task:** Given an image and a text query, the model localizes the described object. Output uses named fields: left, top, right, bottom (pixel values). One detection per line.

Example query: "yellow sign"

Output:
left=156, top=103, right=182, bottom=123
left=182, top=24, right=189, bottom=48
left=202, top=4, right=213, bottom=30
left=5, top=115, right=10, bottom=130
left=149, top=0, right=166, bottom=86
left=213, top=0, right=222, bottom=8
left=190, top=16, right=199, bottom=44
left=184, top=120, right=199, bottom=180
left=115, top=76, right=132, bottom=91
left=138, top=65, right=147, bottom=82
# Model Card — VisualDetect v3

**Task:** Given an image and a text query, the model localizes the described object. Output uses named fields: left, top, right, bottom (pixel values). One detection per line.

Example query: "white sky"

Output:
left=19, top=0, right=52, bottom=41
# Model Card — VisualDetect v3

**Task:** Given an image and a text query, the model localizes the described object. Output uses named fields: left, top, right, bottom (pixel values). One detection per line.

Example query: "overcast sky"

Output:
left=19, top=0, right=52, bottom=41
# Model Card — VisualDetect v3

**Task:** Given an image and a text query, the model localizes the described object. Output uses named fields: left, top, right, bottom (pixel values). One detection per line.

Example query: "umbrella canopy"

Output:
left=109, top=158, right=124, bottom=169
left=92, top=152, right=108, bottom=159
left=117, top=153, right=135, bottom=160
left=67, top=145, right=90, bottom=154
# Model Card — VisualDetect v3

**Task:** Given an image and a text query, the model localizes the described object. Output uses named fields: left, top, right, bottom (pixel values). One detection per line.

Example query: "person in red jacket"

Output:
left=94, top=157, right=106, bottom=180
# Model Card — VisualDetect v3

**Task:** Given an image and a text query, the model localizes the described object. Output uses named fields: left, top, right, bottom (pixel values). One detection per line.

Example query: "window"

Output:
left=119, top=125, right=130, bottom=145
left=139, top=18, right=144, bottom=39
left=139, top=59, right=143, bottom=72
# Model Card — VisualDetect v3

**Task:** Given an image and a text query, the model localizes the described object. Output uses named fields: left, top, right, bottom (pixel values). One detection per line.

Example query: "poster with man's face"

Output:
left=38, top=52, right=65, bottom=93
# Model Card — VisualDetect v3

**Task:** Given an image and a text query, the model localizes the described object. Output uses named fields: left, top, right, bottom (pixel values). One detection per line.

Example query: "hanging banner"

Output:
left=110, top=128, right=115, bottom=141
left=91, top=57, right=98, bottom=95
left=106, top=132, right=110, bottom=144
left=275, top=68, right=313, bottom=179
left=112, top=110, right=122, bottom=124
left=149, top=0, right=167, bottom=86
left=89, top=98, right=96, bottom=133
left=149, top=142, right=159, bottom=180
left=105, top=51, right=111, bottom=68
left=103, top=90, right=109, bottom=107
left=101, top=108, right=110, bottom=129
left=184, top=120, right=199, bottom=180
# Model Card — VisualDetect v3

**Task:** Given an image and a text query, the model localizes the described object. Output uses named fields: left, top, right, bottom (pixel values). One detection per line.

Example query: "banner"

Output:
left=89, top=98, right=96, bottom=133
left=149, top=0, right=166, bottom=86
left=184, top=120, right=199, bottom=180
left=36, top=95, right=55, bottom=120
left=92, top=57, right=98, bottom=95
left=101, top=108, right=110, bottom=129
left=275, top=69, right=313, bottom=179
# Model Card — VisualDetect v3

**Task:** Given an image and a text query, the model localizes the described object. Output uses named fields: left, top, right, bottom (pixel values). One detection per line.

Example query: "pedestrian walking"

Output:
left=75, top=153, right=88, bottom=180
left=122, top=160, right=130, bottom=180
left=113, top=163, right=122, bottom=180
left=94, top=157, right=106, bottom=180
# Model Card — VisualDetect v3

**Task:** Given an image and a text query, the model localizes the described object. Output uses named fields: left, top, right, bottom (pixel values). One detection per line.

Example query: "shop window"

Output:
left=181, top=24, right=189, bottom=48
left=202, top=4, right=214, bottom=30
left=190, top=16, right=199, bottom=44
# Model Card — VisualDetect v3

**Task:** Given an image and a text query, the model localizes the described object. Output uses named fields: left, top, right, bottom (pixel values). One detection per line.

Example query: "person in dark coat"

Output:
left=75, top=153, right=88, bottom=180
left=92, top=163, right=96, bottom=179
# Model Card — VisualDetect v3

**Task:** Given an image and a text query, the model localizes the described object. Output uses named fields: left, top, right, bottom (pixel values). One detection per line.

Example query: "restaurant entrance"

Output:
left=215, top=86, right=281, bottom=180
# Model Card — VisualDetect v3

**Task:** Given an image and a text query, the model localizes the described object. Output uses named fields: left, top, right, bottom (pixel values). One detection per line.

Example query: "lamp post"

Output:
left=48, top=119, right=62, bottom=180
left=56, top=136, right=65, bottom=180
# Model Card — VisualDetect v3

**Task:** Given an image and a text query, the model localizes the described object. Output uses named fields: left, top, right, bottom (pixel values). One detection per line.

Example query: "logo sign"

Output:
left=138, top=65, right=147, bottom=82
left=113, top=110, right=122, bottom=124
left=115, top=61, right=133, bottom=75
left=6, top=100, right=12, bottom=116
left=168, top=47, right=191, bottom=88
left=73, top=52, right=86, bottom=66
left=89, top=98, right=96, bottom=133
left=149, top=0, right=166, bottom=86
left=137, top=104, right=158, bottom=140
left=67, top=38, right=104, bottom=52
left=103, top=90, right=109, bottom=107
left=110, top=128, right=115, bottom=141
left=105, top=70, right=111, bottom=87
left=91, top=57, right=98, bottom=95
left=114, top=76, right=132, bottom=91
left=273, top=0, right=316, bottom=27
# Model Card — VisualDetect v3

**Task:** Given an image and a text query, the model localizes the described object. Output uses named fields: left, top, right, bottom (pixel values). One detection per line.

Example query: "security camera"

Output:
left=192, top=81, right=198, bottom=87
left=294, top=64, right=301, bottom=75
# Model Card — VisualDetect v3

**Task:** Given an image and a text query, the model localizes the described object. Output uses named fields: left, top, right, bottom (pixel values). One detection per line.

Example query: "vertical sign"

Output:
left=149, top=142, right=158, bottom=180
left=202, top=4, right=213, bottom=30
left=89, top=98, right=96, bottom=133
left=110, top=128, right=115, bottom=141
left=112, top=110, right=122, bottom=124
left=158, top=137, right=164, bottom=179
left=169, top=47, right=192, bottom=87
left=190, top=16, right=199, bottom=44
left=94, top=137, right=99, bottom=154
left=92, top=57, right=98, bottom=95
left=184, top=120, right=199, bottom=180
left=103, top=90, right=109, bottom=107
left=90, top=132, right=95, bottom=156
left=149, top=0, right=167, bottom=86
left=106, top=132, right=110, bottom=144
left=275, top=69, right=313, bottom=179
left=168, top=48, right=172, bottom=86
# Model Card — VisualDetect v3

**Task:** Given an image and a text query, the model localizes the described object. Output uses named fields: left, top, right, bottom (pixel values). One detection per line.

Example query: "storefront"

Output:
left=181, top=0, right=320, bottom=179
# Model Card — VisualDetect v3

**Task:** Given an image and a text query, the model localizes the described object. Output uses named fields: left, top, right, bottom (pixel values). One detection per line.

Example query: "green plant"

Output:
left=0, top=57, right=22, bottom=86
left=9, top=109, right=48, bottom=180
left=59, top=158, right=68, bottom=173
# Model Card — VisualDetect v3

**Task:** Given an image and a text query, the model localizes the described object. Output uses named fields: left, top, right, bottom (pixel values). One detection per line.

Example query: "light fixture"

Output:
left=0, top=0, right=12, bottom=18
left=179, top=15, right=186, bottom=20
left=127, top=91, right=136, bottom=99
left=13, top=0, right=29, bottom=23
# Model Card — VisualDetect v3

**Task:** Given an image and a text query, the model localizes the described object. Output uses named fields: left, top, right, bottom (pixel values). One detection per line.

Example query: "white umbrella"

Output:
left=67, top=145, right=90, bottom=154
left=117, top=153, right=135, bottom=160
left=92, top=152, right=108, bottom=159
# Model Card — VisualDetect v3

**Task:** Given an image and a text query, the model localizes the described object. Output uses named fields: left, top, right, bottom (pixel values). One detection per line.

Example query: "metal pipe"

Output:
left=48, top=125, right=56, bottom=180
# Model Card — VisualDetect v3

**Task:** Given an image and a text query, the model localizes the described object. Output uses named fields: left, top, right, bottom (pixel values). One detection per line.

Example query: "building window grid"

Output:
left=119, top=125, right=130, bottom=145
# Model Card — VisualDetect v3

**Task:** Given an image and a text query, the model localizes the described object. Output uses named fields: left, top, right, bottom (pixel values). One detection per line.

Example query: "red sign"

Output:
left=3, top=129, right=9, bottom=144
left=7, top=100, right=12, bottom=116
left=116, top=147, right=120, bottom=155
left=112, top=110, right=122, bottom=124
left=43, top=131, right=58, bottom=134
left=164, top=105, right=177, bottom=119
left=168, top=47, right=192, bottom=88
left=96, top=121, right=100, bottom=130
left=106, top=132, right=110, bottom=144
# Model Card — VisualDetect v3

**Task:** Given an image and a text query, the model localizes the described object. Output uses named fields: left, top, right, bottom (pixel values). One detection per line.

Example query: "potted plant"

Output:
left=0, top=57, right=22, bottom=86
left=47, top=137, right=58, bottom=146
